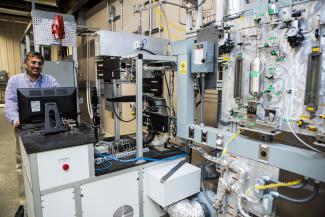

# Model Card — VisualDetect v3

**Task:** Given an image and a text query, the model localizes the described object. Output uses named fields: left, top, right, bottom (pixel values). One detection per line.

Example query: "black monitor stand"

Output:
left=43, top=102, right=65, bottom=135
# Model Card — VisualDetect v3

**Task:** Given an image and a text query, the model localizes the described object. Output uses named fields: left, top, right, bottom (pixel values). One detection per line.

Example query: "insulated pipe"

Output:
left=186, top=11, right=193, bottom=31
left=225, top=0, right=243, bottom=17
left=215, top=0, right=224, bottom=26
left=224, top=0, right=231, bottom=17
left=25, top=35, right=30, bottom=52
left=223, top=0, right=244, bottom=21
left=136, top=57, right=144, bottom=160
left=106, top=2, right=110, bottom=31
left=196, top=0, right=203, bottom=30
left=113, top=82, right=121, bottom=140
left=237, top=197, right=251, bottom=217
left=149, top=0, right=152, bottom=36
left=138, top=11, right=142, bottom=35
left=86, top=35, right=93, bottom=119
left=120, top=0, right=124, bottom=31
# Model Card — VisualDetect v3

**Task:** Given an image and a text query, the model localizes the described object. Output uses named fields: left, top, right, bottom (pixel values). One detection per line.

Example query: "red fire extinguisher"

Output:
left=52, top=15, right=65, bottom=40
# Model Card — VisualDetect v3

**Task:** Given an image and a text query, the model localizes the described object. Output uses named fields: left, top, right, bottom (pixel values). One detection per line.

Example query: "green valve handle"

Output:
left=268, top=9, right=275, bottom=15
left=247, top=122, right=256, bottom=127
left=268, top=36, right=277, bottom=40
left=276, top=56, right=285, bottom=62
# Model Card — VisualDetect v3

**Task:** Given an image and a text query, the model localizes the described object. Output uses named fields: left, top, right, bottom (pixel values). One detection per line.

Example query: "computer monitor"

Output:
left=17, top=87, right=77, bottom=124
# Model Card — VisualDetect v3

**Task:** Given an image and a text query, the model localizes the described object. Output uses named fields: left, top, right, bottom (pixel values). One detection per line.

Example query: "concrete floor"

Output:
left=0, top=107, right=19, bottom=217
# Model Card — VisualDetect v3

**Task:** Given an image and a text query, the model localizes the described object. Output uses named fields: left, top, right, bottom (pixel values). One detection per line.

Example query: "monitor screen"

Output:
left=17, top=87, right=77, bottom=124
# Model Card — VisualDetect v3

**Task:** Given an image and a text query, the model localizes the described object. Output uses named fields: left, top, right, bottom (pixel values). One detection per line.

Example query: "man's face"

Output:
left=25, top=56, right=44, bottom=77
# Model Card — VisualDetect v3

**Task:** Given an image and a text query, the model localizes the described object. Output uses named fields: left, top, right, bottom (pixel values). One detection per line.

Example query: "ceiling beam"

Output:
left=67, top=0, right=91, bottom=15
left=0, top=0, right=60, bottom=14
left=0, top=8, right=31, bottom=17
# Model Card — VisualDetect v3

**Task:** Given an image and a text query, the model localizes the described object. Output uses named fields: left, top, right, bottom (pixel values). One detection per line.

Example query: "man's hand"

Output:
left=13, top=121, right=20, bottom=128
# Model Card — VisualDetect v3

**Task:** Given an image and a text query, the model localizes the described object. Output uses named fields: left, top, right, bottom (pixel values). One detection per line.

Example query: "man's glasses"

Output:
left=29, top=61, right=44, bottom=66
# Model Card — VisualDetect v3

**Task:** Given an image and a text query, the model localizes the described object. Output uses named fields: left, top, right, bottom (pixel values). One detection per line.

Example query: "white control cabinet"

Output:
left=21, top=142, right=92, bottom=217
left=21, top=138, right=200, bottom=217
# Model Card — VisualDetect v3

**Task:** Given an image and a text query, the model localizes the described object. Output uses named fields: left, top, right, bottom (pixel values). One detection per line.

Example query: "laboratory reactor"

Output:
left=17, top=1, right=325, bottom=217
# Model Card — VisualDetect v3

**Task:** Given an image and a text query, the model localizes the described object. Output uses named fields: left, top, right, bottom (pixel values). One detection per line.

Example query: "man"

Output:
left=4, top=52, right=59, bottom=217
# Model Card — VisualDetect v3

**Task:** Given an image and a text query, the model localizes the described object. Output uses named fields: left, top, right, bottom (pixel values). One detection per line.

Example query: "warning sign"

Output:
left=180, top=61, right=187, bottom=75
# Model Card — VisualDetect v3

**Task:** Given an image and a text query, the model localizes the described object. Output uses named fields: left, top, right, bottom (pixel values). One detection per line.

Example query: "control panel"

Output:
left=191, top=41, right=215, bottom=73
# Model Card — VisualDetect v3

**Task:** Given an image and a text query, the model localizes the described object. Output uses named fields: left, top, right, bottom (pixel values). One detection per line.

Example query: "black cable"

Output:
left=163, top=70, right=177, bottom=137
left=145, top=105, right=173, bottom=137
left=276, top=182, right=320, bottom=204
left=140, top=48, right=156, bottom=55
left=164, top=71, right=175, bottom=115
left=112, top=102, right=136, bottom=122
left=143, top=120, right=156, bottom=145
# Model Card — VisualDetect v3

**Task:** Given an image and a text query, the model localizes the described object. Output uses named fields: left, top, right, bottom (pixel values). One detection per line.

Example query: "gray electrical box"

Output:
left=191, top=41, right=215, bottom=74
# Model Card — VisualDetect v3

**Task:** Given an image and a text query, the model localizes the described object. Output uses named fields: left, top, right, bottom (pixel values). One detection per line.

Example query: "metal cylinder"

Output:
left=224, top=0, right=243, bottom=17
left=224, top=0, right=232, bottom=17
left=249, top=55, right=263, bottom=97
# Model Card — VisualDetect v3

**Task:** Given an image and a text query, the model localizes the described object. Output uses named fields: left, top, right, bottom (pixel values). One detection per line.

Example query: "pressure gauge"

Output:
left=287, top=27, right=298, bottom=37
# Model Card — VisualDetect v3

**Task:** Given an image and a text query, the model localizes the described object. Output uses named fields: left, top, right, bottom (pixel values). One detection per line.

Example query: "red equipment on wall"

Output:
left=52, top=15, right=65, bottom=40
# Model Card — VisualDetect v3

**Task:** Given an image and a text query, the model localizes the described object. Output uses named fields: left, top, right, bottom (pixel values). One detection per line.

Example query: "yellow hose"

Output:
left=155, top=7, right=186, bottom=32
left=255, top=179, right=302, bottom=190
left=153, top=1, right=185, bottom=41
left=222, top=130, right=241, bottom=155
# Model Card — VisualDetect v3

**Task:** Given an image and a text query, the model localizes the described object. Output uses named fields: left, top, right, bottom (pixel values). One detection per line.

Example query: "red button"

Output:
left=62, top=163, right=70, bottom=171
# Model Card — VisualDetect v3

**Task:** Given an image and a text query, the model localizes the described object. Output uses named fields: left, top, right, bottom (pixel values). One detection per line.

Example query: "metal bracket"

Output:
left=160, top=160, right=186, bottom=183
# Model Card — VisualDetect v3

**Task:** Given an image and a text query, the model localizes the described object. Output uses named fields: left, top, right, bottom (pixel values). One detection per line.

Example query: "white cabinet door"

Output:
left=42, top=188, right=76, bottom=217
left=81, top=171, right=139, bottom=217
